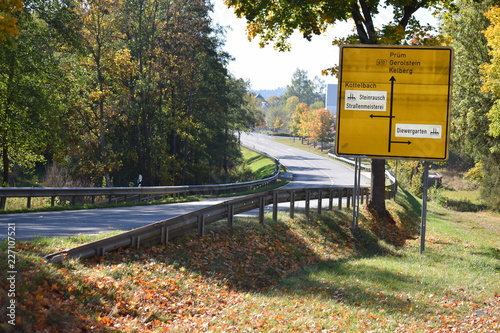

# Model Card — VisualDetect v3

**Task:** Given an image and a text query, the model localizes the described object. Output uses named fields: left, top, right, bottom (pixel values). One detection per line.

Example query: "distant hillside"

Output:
left=252, top=87, right=286, bottom=100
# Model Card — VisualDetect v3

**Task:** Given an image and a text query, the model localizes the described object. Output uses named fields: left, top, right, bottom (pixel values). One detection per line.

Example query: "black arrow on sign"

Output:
left=387, top=76, right=396, bottom=152
left=368, top=76, right=409, bottom=152
left=391, top=140, right=412, bottom=145
left=370, top=114, right=394, bottom=119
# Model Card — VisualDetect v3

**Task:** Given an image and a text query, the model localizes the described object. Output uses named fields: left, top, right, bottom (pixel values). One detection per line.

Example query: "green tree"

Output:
left=440, top=0, right=500, bottom=210
left=0, top=0, right=260, bottom=194
left=285, top=96, right=299, bottom=115
left=286, top=96, right=300, bottom=137
left=225, top=0, right=447, bottom=216
left=61, top=0, right=131, bottom=186
left=442, top=0, right=496, bottom=161
left=265, top=95, right=286, bottom=131
left=290, top=102, right=309, bottom=141
left=284, top=68, right=324, bottom=105
left=117, top=0, right=248, bottom=186
left=0, top=3, right=68, bottom=210
left=310, top=101, right=325, bottom=110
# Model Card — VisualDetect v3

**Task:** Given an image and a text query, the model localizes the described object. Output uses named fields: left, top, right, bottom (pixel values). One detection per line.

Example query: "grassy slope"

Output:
left=1, top=189, right=498, bottom=332
left=240, top=146, right=277, bottom=179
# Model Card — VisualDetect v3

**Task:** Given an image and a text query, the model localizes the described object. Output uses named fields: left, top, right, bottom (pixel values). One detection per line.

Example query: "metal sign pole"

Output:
left=420, top=161, right=430, bottom=253
left=352, top=158, right=361, bottom=230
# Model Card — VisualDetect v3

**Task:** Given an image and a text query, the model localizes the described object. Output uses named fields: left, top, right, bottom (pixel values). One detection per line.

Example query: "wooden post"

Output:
left=289, top=191, right=295, bottom=219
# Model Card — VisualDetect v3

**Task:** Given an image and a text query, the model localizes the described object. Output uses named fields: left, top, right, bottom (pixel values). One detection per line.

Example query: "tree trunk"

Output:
left=2, top=145, right=8, bottom=186
left=350, top=1, right=390, bottom=216
left=368, top=159, right=387, bottom=216
left=1, top=146, right=8, bottom=209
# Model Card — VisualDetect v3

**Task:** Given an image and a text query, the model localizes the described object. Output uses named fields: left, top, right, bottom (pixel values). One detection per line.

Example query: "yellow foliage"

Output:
left=481, top=6, right=500, bottom=137
left=481, top=6, right=500, bottom=96
left=0, top=0, right=23, bottom=43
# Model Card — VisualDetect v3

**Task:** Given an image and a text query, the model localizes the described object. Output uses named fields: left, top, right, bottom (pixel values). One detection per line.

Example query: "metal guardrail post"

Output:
left=197, top=215, right=205, bottom=237
left=160, top=227, right=169, bottom=244
left=227, top=204, right=234, bottom=229
left=338, top=188, right=343, bottom=210
left=317, top=189, right=323, bottom=215
left=132, top=236, right=141, bottom=249
left=328, top=189, right=333, bottom=210
left=272, top=192, right=278, bottom=222
left=305, top=190, right=310, bottom=217
left=289, top=191, right=295, bottom=218
left=259, top=196, right=265, bottom=223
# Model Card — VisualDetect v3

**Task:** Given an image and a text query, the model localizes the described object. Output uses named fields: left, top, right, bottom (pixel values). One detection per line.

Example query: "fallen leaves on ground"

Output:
left=1, top=209, right=498, bottom=332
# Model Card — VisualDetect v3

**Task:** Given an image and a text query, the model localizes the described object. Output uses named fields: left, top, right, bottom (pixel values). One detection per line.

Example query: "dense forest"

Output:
left=0, top=0, right=262, bottom=188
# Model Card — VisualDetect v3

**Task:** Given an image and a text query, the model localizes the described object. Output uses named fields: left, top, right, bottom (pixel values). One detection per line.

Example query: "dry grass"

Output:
left=438, top=169, right=479, bottom=191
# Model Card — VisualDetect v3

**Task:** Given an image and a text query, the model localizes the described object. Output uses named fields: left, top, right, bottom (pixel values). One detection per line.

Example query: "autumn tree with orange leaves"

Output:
left=0, top=0, right=23, bottom=43
left=296, top=107, right=333, bottom=150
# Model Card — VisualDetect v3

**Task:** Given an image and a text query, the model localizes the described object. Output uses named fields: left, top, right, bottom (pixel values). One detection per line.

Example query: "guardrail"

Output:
left=0, top=166, right=281, bottom=210
left=44, top=185, right=370, bottom=263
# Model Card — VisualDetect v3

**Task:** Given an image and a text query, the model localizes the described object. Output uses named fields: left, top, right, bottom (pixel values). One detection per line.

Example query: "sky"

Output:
left=210, top=0, right=438, bottom=91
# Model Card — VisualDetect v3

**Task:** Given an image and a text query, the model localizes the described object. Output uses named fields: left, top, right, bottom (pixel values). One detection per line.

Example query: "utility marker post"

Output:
left=352, top=158, right=362, bottom=230
left=420, top=161, right=430, bottom=253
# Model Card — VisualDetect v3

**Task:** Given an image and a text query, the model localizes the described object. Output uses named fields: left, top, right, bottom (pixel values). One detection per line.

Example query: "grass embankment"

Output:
left=240, top=146, right=278, bottom=180
left=436, top=169, right=486, bottom=212
left=272, top=136, right=331, bottom=157
left=1, top=189, right=498, bottom=332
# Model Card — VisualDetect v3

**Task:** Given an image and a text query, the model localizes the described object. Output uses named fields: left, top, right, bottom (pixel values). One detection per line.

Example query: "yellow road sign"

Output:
left=335, top=45, right=453, bottom=160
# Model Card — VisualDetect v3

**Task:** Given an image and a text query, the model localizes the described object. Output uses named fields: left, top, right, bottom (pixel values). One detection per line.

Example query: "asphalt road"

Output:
left=240, top=132, right=369, bottom=188
left=2, top=133, right=369, bottom=240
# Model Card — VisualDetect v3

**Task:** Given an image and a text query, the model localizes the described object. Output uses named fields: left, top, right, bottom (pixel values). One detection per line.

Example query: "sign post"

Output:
left=420, top=161, right=430, bottom=253
left=336, top=45, right=453, bottom=252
